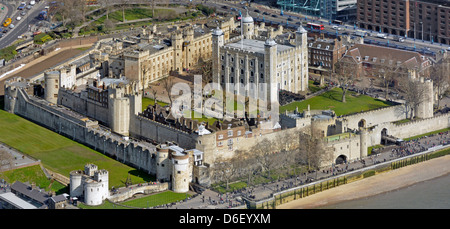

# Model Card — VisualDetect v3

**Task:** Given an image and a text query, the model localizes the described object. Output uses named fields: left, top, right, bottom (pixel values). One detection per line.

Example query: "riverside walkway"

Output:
left=166, top=129, right=450, bottom=209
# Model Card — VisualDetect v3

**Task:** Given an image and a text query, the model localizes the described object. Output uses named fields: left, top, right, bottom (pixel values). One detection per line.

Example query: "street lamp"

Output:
left=420, top=21, right=423, bottom=41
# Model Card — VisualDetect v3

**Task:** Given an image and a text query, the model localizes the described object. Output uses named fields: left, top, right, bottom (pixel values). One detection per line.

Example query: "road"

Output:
left=0, top=1, right=46, bottom=50
left=204, top=0, right=450, bottom=57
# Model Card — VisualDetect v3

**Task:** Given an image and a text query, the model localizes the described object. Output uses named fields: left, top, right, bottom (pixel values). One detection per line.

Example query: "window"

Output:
left=228, top=130, right=233, bottom=137
left=218, top=134, right=223, bottom=139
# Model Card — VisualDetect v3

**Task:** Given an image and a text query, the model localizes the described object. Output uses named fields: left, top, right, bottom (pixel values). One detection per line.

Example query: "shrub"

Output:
left=0, top=45, right=17, bottom=61
left=363, top=170, right=375, bottom=178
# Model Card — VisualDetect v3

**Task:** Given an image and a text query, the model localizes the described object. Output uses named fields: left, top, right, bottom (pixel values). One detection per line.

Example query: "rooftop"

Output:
left=224, top=39, right=294, bottom=54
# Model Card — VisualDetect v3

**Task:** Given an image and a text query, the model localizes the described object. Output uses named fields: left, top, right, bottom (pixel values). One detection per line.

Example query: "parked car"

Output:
left=377, top=33, right=388, bottom=39
left=30, top=0, right=36, bottom=5
left=395, top=36, right=405, bottom=42
left=332, top=25, right=342, bottom=30
left=9, top=24, right=15, bottom=29
left=18, top=2, right=26, bottom=10
left=16, top=16, right=22, bottom=21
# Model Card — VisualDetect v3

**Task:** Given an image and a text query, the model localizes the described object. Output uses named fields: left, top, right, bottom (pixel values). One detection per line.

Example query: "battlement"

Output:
left=137, top=114, right=193, bottom=136
left=394, top=113, right=450, bottom=128
left=221, top=44, right=260, bottom=56
left=124, top=49, right=150, bottom=59
left=338, top=104, right=401, bottom=121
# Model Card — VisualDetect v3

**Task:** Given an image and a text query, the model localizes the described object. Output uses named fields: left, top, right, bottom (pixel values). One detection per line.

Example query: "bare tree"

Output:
left=151, top=89, right=158, bottom=103
left=398, top=76, right=427, bottom=120
left=295, top=125, right=331, bottom=171
left=212, top=156, right=240, bottom=190
left=252, top=138, right=283, bottom=181
left=429, top=57, right=450, bottom=109
left=377, top=58, right=399, bottom=101
left=103, top=19, right=115, bottom=33
left=161, top=76, right=174, bottom=107
left=197, top=57, right=213, bottom=84
left=234, top=151, right=259, bottom=188
left=98, top=0, right=111, bottom=20
left=334, top=58, right=356, bottom=103
left=120, top=0, right=130, bottom=22
left=56, top=0, right=72, bottom=27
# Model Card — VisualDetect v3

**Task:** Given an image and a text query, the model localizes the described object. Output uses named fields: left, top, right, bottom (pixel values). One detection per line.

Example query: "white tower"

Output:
left=171, top=152, right=190, bottom=193
left=156, top=145, right=170, bottom=182
left=69, top=170, right=83, bottom=197
left=416, top=77, right=434, bottom=119
left=94, top=169, right=109, bottom=200
left=295, top=26, right=309, bottom=93
left=264, top=38, right=278, bottom=104
left=44, top=70, right=59, bottom=104
left=212, top=27, right=224, bottom=86
left=241, top=10, right=254, bottom=39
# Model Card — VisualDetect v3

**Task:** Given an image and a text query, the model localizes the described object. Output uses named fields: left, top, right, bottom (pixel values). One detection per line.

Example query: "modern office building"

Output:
left=277, top=0, right=357, bottom=21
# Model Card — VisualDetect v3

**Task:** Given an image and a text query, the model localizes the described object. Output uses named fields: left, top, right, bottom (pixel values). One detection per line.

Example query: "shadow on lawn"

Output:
left=120, top=169, right=155, bottom=186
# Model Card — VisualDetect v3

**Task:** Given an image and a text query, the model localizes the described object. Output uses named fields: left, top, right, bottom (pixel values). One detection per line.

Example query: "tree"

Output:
left=252, top=138, right=283, bottom=181
left=212, top=155, right=240, bottom=191
left=334, top=58, right=356, bottom=103
left=429, top=57, right=450, bottom=109
left=120, top=0, right=130, bottom=22
left=295, top=125, right=331, bottom=171
left=151, top=89, right=158, bottom=103
left=103, top=19, right=115, bottom=33
left=98, top=0, right=111, bottom=20
left=162, top=76, right=174, bottom=107
left=197, top=57, right=213, bottom=84
left=377, top=58, right=399, bottom=101
left=398, top=76, right=427, bottom=120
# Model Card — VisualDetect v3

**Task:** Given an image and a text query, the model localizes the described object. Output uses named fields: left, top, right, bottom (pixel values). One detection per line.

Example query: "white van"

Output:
left=377, top=33, right=387, bottom=39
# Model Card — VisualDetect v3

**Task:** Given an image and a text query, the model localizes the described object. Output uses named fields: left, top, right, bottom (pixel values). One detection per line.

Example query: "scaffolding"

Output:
left=277, top=0, right=322, bottom=17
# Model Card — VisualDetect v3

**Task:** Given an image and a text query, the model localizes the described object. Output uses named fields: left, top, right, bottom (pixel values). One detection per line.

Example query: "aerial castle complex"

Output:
left=212, top=11, right=309, bottom=104
left=4, top=13, right=449, bottom=205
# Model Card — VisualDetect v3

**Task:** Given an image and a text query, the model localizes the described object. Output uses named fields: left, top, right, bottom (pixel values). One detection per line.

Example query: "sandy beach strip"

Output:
left=278, top=155, right=450, bottom=209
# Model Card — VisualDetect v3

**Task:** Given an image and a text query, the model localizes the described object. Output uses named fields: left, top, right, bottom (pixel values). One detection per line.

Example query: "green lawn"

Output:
left=308, top=80, right=325, bottom=93
left=79, top=191, right=190, bottom=209
left=142, top=96, right=169, bottom=111
left=280, top=87, right=395, bottom=116
left=0, top=109, right=154, bottom=189
left=97, top=8, right=176, bottom=23
left=0, top=165, right=68, bottom=195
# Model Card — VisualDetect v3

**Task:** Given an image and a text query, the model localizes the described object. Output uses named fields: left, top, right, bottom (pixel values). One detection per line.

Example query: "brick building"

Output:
left=307, top=36, right=347, bottom=74
left=357, top=0, right=450, bottom=45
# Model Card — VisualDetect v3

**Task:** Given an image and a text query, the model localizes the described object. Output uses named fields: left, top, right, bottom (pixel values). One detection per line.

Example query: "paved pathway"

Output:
left=166, top=129, right=450, bottom=209
left=0, top=142, right=37, bottom=171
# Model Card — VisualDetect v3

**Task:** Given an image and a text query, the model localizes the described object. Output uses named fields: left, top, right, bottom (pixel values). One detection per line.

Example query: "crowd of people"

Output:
left=390, top=131, right=450, bottom=158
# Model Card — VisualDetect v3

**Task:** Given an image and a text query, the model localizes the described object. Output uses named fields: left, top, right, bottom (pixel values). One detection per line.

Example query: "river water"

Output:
left=318, top=173, right=450, bottom=209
